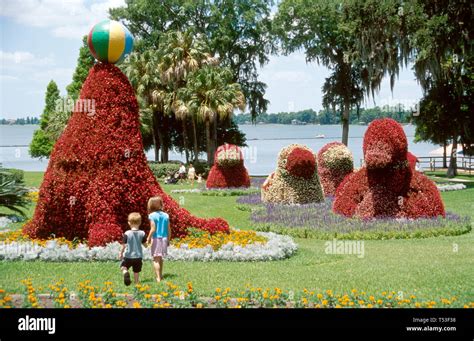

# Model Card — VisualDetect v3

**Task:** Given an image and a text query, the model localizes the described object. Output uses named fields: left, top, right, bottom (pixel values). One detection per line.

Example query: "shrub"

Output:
left=206, top=144, right=250, bottom=189
left=148, top=162, right=180, bottom=179
left=193, top=161, right=210, bottom=178
left=333, top=119, right=445, bottom=219
left=24, top=63, right=229, bottom=246
left=261, top=144, right=324, bottom=204
left=317, top=142, right=353, bottom=196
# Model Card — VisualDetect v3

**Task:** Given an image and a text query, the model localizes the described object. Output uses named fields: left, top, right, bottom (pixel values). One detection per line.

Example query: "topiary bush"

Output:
left=407, top=151, right=418, bottom=171
left=261, top=144, right=324, bottom=204
left=24, top=63, right=229, bottom=246
left=317, top=142, right=353, bottom=196
left=333, top=118, right=445, bottom=219
left=206, top=144, right=250, bottom=189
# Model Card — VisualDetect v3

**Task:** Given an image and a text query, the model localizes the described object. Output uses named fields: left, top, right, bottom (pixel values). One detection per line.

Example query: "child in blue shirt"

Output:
left=146, top=196, right=171, bottom=283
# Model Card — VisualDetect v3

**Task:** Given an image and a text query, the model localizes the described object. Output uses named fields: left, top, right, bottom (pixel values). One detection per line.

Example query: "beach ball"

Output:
left=88, top=20, right=133, bottom=64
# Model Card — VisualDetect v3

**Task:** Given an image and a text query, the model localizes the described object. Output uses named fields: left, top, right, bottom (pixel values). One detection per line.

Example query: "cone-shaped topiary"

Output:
left=407, top=151, right=418, bottom=171
left=261, top=144, right=324, bottom=204
left=24, top=63, right=229, bottom=246
left=333, top=118, right=445, bottom=219
left=206, top=144, right=250, bottom=189
left=317, top=142, right=354, bottom=197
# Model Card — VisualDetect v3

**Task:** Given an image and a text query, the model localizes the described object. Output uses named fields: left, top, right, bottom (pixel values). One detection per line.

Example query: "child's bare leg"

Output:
left=153, top=256, right=162, bottom=282
left=121, top=267, right=131, bottom=286
left=159, top=257, right=164, bottom=279
left=133, top=272, right=140, bottom=284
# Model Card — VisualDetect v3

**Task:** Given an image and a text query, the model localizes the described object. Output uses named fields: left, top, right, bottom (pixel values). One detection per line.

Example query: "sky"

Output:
left=0, top=0, right=423, bottom=119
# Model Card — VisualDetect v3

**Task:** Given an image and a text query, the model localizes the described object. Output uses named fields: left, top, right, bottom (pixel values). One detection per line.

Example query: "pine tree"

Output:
left=29, top=80, right=60, bottom=158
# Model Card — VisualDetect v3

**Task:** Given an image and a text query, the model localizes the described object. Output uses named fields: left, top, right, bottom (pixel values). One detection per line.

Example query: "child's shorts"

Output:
left=120, top=258, right=143, bottom=273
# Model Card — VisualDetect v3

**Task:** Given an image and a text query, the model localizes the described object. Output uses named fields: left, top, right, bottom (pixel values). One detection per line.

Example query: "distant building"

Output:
left=291, top=119, right=307, bottom=125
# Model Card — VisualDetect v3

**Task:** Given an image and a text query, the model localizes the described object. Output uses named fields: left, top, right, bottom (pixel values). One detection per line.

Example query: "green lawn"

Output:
left=0, top=172, right=473, bottom=304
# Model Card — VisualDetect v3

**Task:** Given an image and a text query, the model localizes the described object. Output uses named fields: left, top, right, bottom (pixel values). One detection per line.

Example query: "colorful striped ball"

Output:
left=88, top=20, right=133, bottom=64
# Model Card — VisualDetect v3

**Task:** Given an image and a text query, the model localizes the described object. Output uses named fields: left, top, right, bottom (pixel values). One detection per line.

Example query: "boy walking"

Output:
left=119, top=212, right=146, bottom=286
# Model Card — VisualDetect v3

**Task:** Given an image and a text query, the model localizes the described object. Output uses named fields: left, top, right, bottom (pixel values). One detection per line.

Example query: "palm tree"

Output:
left=183, top=66, right=245, bottom=164
left=159, top=30, right=217, bottom=162
left=123, top=49, right=172, bottom=162
left=0, top=167, right=29, bottom=217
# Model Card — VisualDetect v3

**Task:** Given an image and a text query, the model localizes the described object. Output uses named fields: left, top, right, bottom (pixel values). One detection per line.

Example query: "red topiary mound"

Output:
left=24, top=63, right=229, bottom=246
left=333, top=118, right=445, bottom=219
left=206, top=144, right=250, bottom=189
left=407, top=151, right=418, bottom=171
left=317, top=142, right=354, bottom=196
left=286, top=147, right=316, bottom=179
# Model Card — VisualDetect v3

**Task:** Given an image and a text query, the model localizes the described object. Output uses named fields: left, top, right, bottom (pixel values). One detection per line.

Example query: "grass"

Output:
left=425, top=170, right=474, bottom=182
left=0, top=172, right=473, bottom=304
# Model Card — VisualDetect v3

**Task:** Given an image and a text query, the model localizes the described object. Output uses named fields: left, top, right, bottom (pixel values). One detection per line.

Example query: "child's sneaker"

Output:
left=123, top=271, right=131, bottom=286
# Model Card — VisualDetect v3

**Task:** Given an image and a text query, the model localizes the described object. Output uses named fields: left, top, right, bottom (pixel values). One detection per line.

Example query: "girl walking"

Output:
left=146, top=196, right=171, bottom=283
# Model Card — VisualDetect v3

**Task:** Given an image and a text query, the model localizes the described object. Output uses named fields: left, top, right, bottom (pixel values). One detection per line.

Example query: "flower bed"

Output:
left=170, top=187, right=260, bottom=196
left=437, top=183, right=467, bottom=192
left=2, top=279, right=473, bottom=308
left=0, top=230, right=297, bottom=262
left=238, top=194, right=471, bottom=240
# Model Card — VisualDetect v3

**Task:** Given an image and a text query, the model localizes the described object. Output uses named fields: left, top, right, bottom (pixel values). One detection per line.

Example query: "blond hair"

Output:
left=147, top=196, right=163, bottom=213
left=128, top=212, right=142, bottom=227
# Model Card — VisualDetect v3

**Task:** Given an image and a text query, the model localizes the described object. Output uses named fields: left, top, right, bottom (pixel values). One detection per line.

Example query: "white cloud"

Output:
left=31, top=67, right=74, bottom=84
left=0, top=51, right=54, bottom=67
left=1, top=0, right=126, bottom=39
left=0, top=74, right=19, bottom=81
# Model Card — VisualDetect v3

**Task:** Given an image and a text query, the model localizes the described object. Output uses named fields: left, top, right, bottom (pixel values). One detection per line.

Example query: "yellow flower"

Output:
left=132, top=302, right=141, bottom=308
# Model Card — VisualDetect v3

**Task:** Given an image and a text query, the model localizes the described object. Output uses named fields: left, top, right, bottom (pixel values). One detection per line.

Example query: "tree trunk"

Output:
left=181, top=120, right=189, bottom=164
left=206, top=120, right=212, bottom=165
left=191, top=116, right=199, bottom=163
left=151, top=111, right=161, bottom=162
left=212, top=115, right=218, bottom=158
left=443, top=140, right=447, bottom=168
left=341, top=99, right=350, bottom=146
left=447, top=135, right=458, bottom=178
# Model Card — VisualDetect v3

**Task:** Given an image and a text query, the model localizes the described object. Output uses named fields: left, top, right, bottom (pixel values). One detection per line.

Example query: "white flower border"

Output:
left=437, top=183, right=467, bottom=192
left=0, top=232, right=297, bottom=262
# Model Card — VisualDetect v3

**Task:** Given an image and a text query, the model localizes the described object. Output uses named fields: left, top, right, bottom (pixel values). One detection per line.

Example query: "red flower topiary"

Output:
left=206, top=144, right=250, bottom=188
left=317, top=142, right=354, bottom=196
left=24, top=63, right=229, bottom=246
left=407, top=151, right=418, bottom=171
left=286, top=147, right=316, bottom=179
left=333, top=118, right=445, bottom=219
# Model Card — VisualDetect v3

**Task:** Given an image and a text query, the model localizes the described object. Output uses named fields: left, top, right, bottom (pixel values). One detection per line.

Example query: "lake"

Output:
left=0, top=124, right=437, bottom=175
